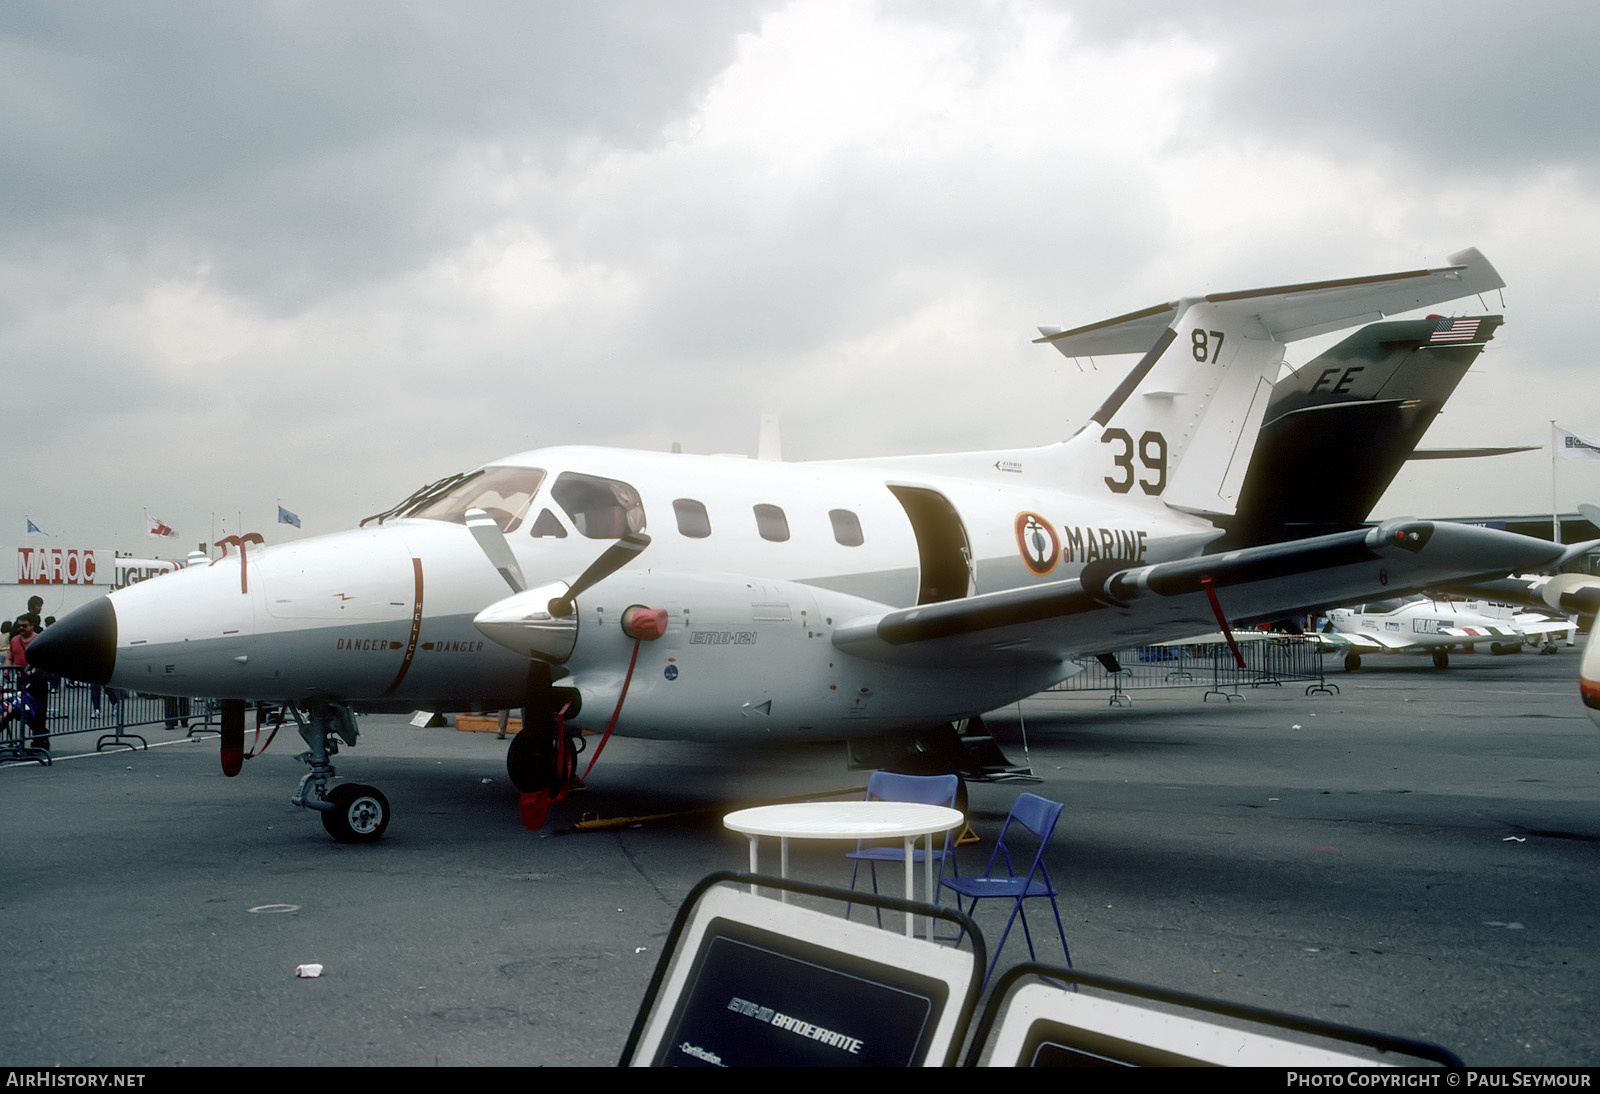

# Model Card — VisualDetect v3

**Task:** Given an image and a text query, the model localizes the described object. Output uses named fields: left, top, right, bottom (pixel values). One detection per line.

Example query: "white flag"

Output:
left=1556, top=426, right=1600, bottom=460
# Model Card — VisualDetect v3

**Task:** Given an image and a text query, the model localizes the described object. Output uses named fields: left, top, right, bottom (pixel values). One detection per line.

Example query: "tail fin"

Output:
left=1034, top=248, right=1505, bottom=516
left=1217, top=314, right=1504, bottom=546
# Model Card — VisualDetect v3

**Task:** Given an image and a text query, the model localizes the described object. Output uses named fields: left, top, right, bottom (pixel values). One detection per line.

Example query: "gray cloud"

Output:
left=1064, top=0, right=1600, bottom=181
left=0, top=1, right=772, bottom=306
left=5, top=1, right=1599, bottom=545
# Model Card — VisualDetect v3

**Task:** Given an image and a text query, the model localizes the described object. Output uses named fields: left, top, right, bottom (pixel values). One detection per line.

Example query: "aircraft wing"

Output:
left=1034, top=248, right=1504, bottom=357
left=1438, top=624, right=1520, bottom=639
left=1309, top=631, right=1403, bottom=652
left=832, top=520, right=1560, bottom=667
left=1510, top=617, right=1575, bottom=638
left=1408, top=447, right=1540, bottom=460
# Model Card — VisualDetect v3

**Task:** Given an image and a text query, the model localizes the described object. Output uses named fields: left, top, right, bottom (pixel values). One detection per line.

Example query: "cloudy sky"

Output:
left=5, top=0, right=1598, bottom=552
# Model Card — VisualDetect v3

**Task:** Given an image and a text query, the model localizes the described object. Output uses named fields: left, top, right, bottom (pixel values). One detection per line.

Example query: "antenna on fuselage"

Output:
left=757, top=413, right=782, bottom=461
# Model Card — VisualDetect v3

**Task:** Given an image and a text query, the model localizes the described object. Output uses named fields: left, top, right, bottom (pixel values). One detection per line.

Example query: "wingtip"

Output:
left=1443, top=246, right=1506, bottom=294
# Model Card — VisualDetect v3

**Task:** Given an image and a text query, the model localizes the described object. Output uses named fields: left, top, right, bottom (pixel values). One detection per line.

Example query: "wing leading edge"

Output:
left=831, top=521, right=1562, bottom=667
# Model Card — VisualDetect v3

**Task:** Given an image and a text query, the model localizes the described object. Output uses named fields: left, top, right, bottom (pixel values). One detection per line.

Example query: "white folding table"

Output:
left=723, top=801, right=963, bottom=938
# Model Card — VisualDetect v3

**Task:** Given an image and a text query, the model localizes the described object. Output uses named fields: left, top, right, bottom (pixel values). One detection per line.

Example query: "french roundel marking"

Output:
left=1015, top=512, right=1060, bottom=577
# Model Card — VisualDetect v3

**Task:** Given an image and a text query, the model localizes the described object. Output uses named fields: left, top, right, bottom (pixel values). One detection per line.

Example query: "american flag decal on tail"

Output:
left=1428, top=317, right=1480, bottom=343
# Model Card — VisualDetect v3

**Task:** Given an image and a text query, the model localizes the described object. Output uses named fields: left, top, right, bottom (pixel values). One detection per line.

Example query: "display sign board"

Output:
left=626, top=880, right=976, bottom=1067
left=971, top=967, right=1460, bottom=1067
left=2, top=546, right=181, bottom=619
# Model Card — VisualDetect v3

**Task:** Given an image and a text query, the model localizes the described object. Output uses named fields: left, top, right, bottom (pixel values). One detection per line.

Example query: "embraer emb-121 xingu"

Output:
left=31, top=248, right=1563, bottom=841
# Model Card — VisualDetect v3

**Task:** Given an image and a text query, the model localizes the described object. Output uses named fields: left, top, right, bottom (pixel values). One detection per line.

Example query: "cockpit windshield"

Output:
left=1356, top=597, right=1418, bottom=614
left=406, top=466, right=547, bottom=532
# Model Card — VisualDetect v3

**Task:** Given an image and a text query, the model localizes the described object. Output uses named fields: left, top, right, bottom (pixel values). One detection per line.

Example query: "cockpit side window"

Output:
left=407, top=466, right=546, bottom=532
left=551, top=472, right=647, bottom=539
left=529, top=509, right=568, bottom=538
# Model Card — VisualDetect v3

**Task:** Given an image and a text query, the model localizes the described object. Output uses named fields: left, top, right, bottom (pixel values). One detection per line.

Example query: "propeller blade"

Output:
left=1542, top=573, right=1600, bottom=616
left=465, top=508, right=527, bottom=593
left=548, top=531, right=651, bottom=617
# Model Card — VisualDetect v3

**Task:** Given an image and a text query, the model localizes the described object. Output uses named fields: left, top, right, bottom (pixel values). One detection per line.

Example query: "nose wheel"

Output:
left=321, top=783, right=391, bottom=843
left=290, top=702, right=394, bottom=843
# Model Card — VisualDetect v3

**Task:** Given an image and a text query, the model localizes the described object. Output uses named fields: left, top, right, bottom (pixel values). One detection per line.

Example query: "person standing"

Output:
left=9, top=614, right=49, bottom=751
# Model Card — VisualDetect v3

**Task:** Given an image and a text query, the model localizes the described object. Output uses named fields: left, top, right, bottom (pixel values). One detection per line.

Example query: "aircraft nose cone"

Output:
left=26, top=597, right=116, bottom=685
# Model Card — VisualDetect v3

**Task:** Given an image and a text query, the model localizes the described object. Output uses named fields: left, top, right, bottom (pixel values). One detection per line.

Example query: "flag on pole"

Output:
left=1556, top=426, right=1600, bottom=460
left=148, top=515, right=177, bottom=538
left=25, top=518, right=45, bottom=535
left=277, top=506, right=301, bottom=528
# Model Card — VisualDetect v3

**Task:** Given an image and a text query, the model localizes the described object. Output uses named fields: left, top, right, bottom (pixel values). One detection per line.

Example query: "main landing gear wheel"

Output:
left=505, top=720, right=578, bottom=794
left=321, top=783, right=390, bottom=843
left=1432, top=649, right=1449, bottom=669
left=1344, top=652, right=1362, bottom=672
left=506, top=722, right=545, bottom=793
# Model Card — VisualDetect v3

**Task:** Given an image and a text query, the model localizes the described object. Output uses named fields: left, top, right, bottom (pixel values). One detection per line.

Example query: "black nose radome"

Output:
left=27, top=597, right=116, bottom=685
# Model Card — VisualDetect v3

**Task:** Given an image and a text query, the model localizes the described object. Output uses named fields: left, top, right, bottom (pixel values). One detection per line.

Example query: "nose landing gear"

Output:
left=289, top=702, right=390, bottom=843
left=321, top=782, right=391, bottom=843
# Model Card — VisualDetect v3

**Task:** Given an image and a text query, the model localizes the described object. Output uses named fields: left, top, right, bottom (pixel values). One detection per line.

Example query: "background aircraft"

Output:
left=30, top=248, right=1565, bottom=841
left=1313, top=595, right=1573, bottom=670
left=1218, top=313, right=1520, bottom=549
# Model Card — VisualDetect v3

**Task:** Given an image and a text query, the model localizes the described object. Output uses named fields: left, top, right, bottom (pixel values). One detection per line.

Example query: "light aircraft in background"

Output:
left=30, top=248, right=1565, bottom=842
left=1313, top=595, right=1574, bottom=671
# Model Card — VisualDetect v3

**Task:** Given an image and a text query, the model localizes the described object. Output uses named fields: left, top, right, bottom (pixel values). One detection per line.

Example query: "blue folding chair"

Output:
left=942, top=792, right=1070, bottom=983
left=845, top=771, right=961, bottom=926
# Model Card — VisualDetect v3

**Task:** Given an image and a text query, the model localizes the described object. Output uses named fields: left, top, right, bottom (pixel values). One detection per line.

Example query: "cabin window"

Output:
left=754, top=504, right=790, bottom=542
left=673, top=498, right=712, bottom=539
left=829, top=509, right=864, bottom=547
left=407, top=466, right=546, bottom=533
left=550, top=472, right=646, bottom=539
left=529, top=508, right=568, bottom=538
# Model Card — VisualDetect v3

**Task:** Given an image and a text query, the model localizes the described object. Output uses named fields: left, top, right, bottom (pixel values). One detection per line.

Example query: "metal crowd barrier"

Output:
left=3, top=637, right=1335, bottom=765
left=0, top=664, right=217, bottom=762
left=1047, top=636, right=1338, bottom=704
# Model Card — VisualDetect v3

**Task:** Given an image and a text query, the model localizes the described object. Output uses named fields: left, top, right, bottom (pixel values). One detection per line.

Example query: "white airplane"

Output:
left=29, top=248, right=1565, bottom=841
left=1314, top=595, right=1575, bottom=671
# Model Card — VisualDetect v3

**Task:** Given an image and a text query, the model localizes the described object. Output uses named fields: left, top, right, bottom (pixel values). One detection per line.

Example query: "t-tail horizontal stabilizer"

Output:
left=1033, top=249, right=1504, bottom=520
left=1034, top=248, right=1504, bottom=358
